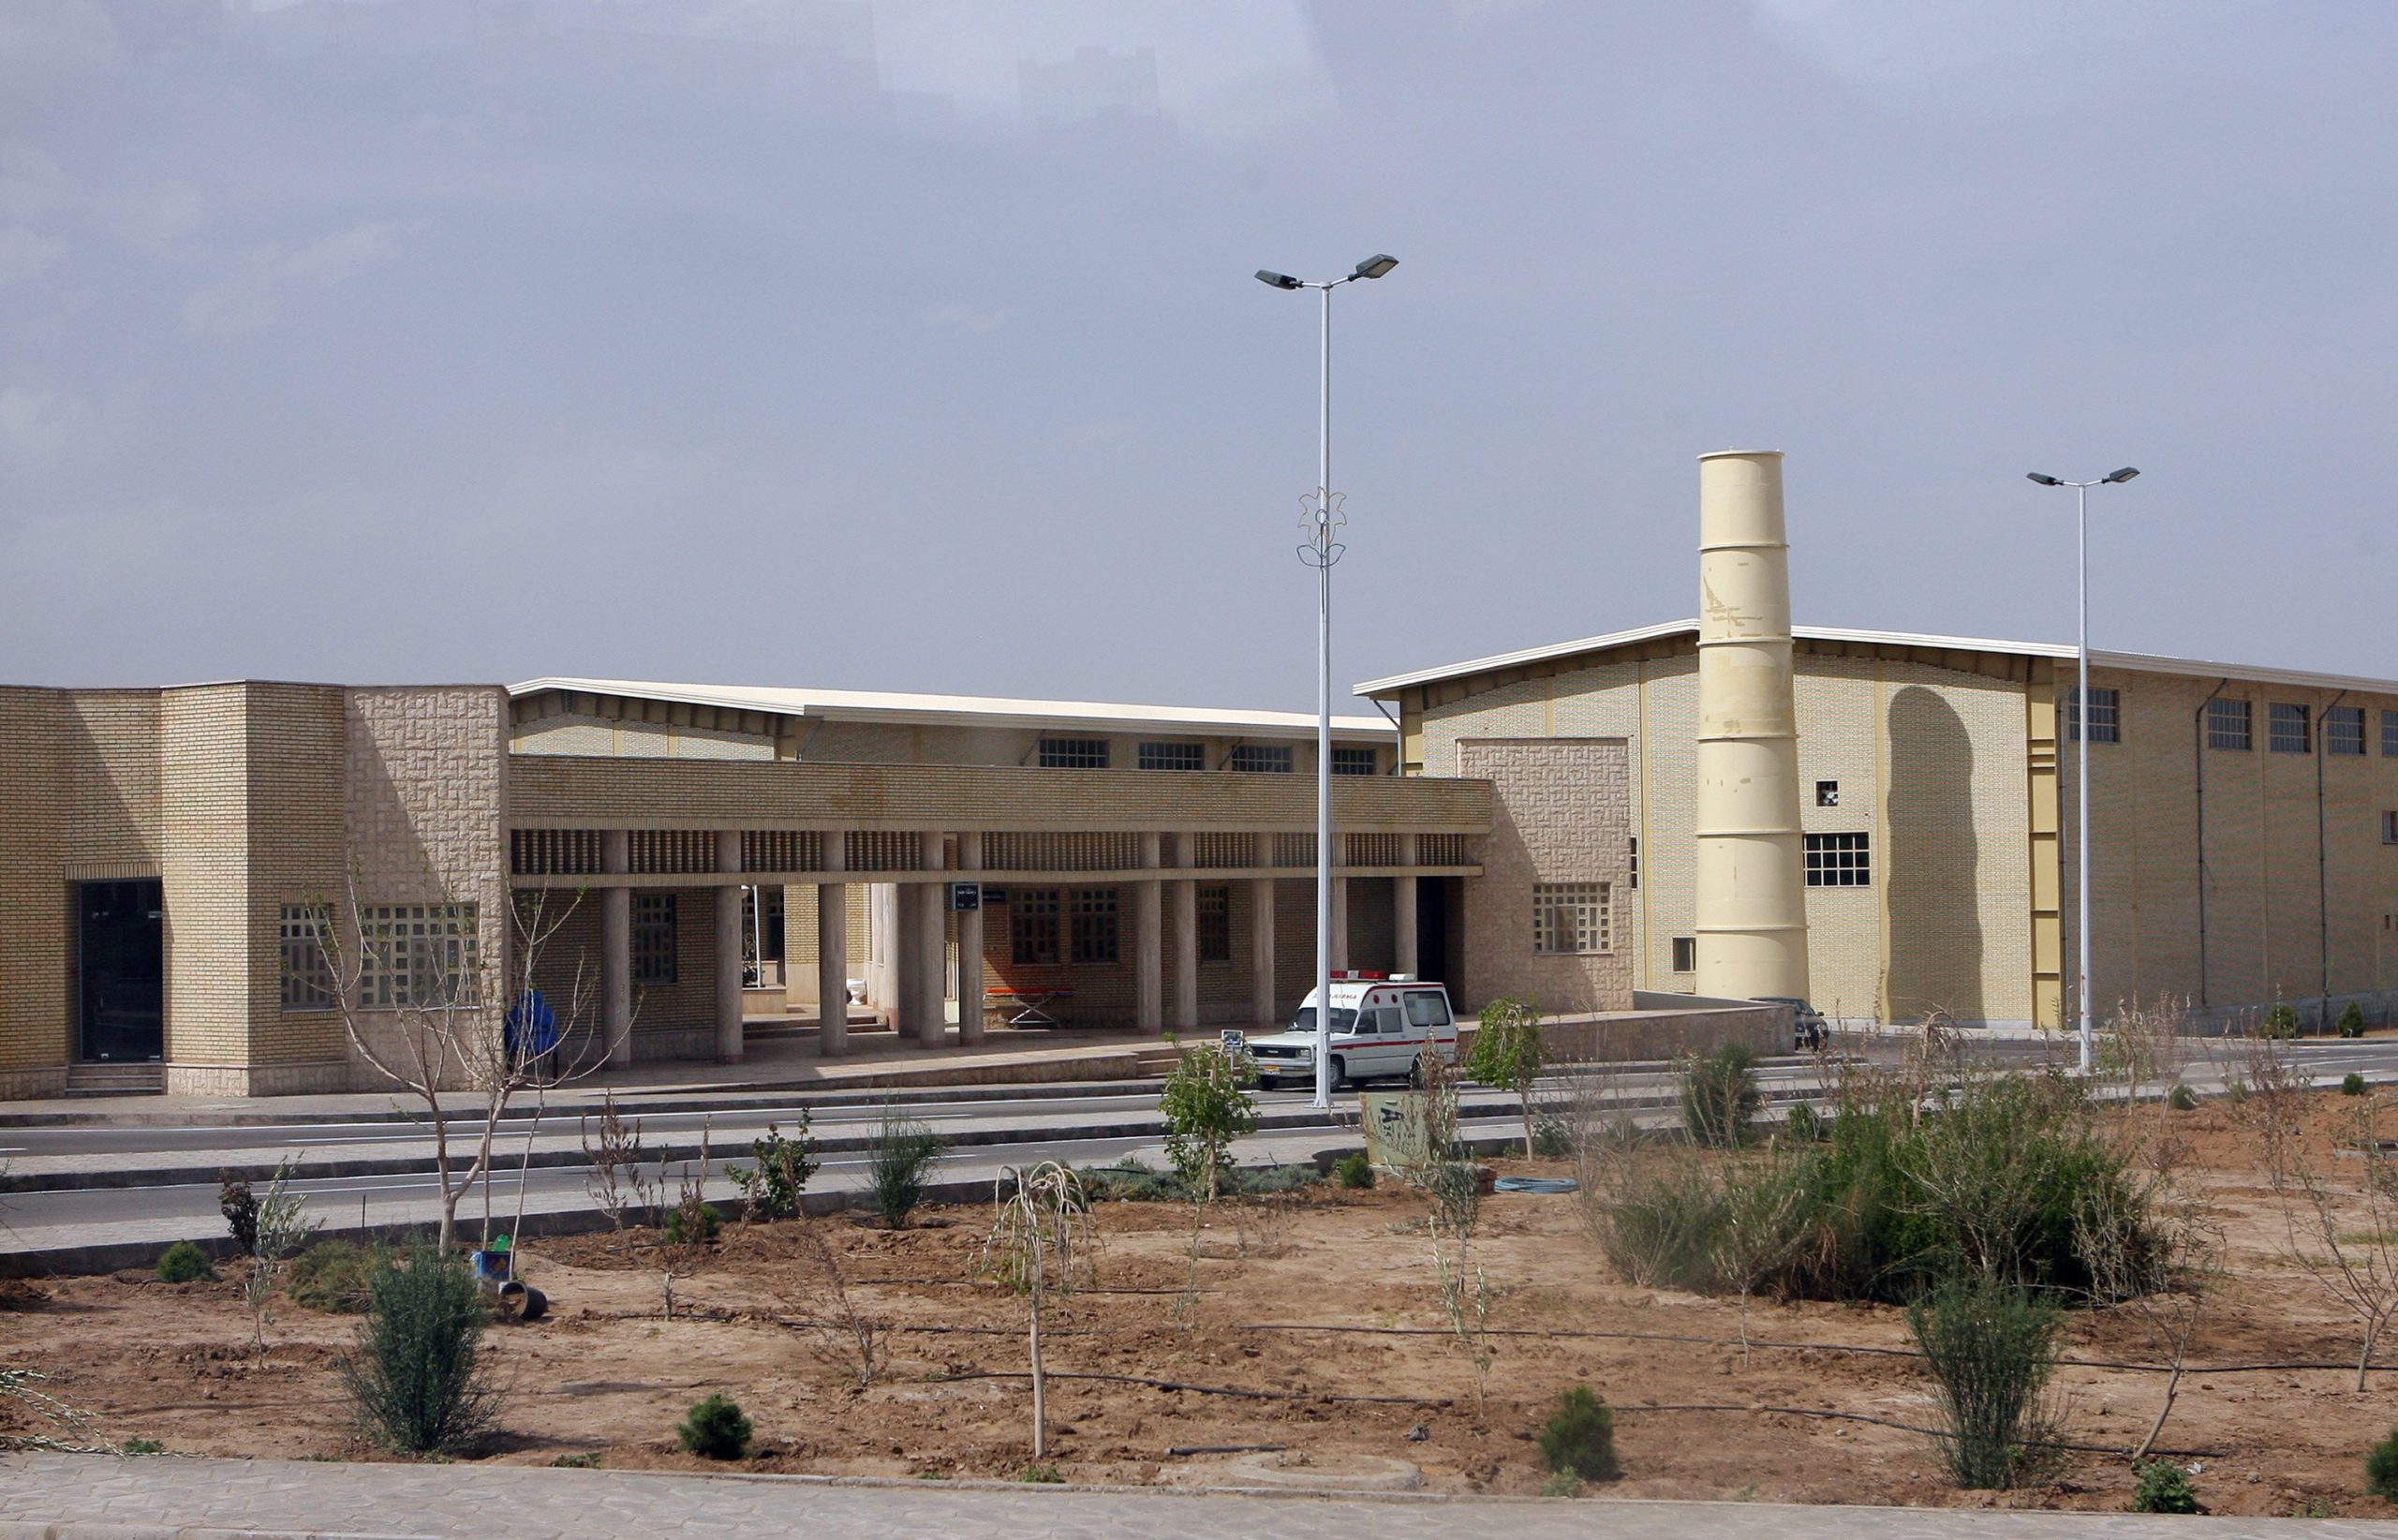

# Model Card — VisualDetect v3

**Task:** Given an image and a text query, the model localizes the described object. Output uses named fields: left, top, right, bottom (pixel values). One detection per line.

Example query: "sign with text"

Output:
left=1359, top=1089, right=1433, bottom=1171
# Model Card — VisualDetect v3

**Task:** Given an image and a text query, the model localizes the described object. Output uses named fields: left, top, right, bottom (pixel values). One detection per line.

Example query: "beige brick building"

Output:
left=0, top=676, right=1500, bottom=1097
left=1364, top=620, right=2398, bottom=1029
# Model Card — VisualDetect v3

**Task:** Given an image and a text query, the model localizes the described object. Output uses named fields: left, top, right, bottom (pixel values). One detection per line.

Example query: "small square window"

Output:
left=1039, top=737, right=1110, bottom=769
left=1229, top=745, right=1294, bottom=774
left=2383, top=710, right=2398, bottom=759
left=1670, top=936, right=1696, bottom=973
left=2206, top=698, right=2251, bottom=751
left=1532, top=882, right=1610, bottom=955
left=1815, top=780, right=1840, bottom=807
left=1136, top=741, right=1205, bottom=771
left=1804, top=832, right=1872, bottom=887
left=2271, top=703, right=2311, bottom=754
left=1331, top=746, right=1379, bottom=777
left=2384, top=811, right=2398, bottom=846
left=2066, top=686, right=2121, bottom=744
left=2327, top=705, right=2366, bottom=756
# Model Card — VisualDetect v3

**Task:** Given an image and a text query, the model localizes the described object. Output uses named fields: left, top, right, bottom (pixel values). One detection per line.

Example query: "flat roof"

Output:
left=1354, top=620, right=2398, bottom=700
left=512, top=677, right=1392, bottom=741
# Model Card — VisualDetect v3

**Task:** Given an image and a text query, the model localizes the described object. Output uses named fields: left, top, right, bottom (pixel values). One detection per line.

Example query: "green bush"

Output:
left=2339, top=1003, right=2368, bottom=1039
left=676, top=1393, right=752, bottom=1460
left=726, top=1118, right=819, bottom=1222
left=2168, top=1083, right=2200, bottom=1112
left=1468, top=997, right=1547, bottom=1159
left=1333, top=1151, right=1375, bottom=1190
left=1539, top=1470, right=1581, bottom=1497
left=1531, top=1115, right=1573, bottom=1159
left=1536, top=1385, right=1621, bottom=1482
left=1680, top=1044, right=1760, bottom=1148
left=866, top=1103, right=948, bottom=1229
left=1783, top=1103, right=1824, bottom=1144
left=1907, top=1279, right=2062, bottom=1490
left=2133, top=1459, right=2201, bottom=1514
left=288, top=1239, right=377, bottom=1313
left=218, top=1173, right=259, bottom=1253
left=665, top=1201, right=721, bottom=1245
left=340, top=1240, right=497, bottom=1455
left=2262, top=1003, right=2302, bottom=1040
left=1018, top=1462, right=1063, bottom=1483
left=1595, top=1162, right=1726, bottom=1293
left=119, top=1437, right=165, bottom=1456
left=2367, top=1425, right=2398, bottom=1500
left=1161, top=1036, right=1261, bottom=1203
left=156, top=1240, right=215, bottom=1283
left=2345, top=1074, right=2368, bottom=1097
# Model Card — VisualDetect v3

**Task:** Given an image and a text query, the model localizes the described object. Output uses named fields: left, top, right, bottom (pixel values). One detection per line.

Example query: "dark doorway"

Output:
left=79, top=880, right=163, bottom=1062
left=1415, top=876, right=1451, bottom=984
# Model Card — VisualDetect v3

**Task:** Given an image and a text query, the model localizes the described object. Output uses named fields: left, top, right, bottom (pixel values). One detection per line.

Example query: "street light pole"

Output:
left=1259, top=255, right=1398, bottom=1110
left=2027, top=466, right=2139, bottom=1075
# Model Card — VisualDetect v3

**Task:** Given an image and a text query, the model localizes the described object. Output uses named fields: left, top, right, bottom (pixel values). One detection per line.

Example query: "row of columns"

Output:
left=587, top=829, right=1427, bottom=1065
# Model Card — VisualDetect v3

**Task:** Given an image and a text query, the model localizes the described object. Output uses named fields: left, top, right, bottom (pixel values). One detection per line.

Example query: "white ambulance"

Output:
left=1243, top=972, right=1458, bottom=1090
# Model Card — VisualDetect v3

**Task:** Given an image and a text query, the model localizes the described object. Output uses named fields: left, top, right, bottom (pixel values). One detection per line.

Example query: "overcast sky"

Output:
left=3, top=0, right=2391, bottom=708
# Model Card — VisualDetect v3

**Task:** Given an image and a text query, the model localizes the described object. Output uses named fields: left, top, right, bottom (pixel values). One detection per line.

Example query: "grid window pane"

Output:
left=279, top=904, right=335, bottom=1011
left=1804, top=832, right=1872, bottom=887
left=1197, top=885, right=1231, bottom=964
left=1331, top=746, right=1378, bottom=777
left=2327, top=705, right=2366, bottom=755
left=1671, top=936, right=1696, bottom=972
left=1628, top=837, right=1638, bottom=890
left=2384, top=811, right=2398, bottom=846
left=1532, top=881, right=1611, bottom=955
left=359, top=903, right=479, bottom=1008
left=1229, top=745, right=1294, bottom=774
left=2066, top=687, right=2121, bottom=744
left=2271, top=703, right=2311, bottom=753
left=1039, top=737, right=1110, bottom=769
left=2385, top=710, right=2398, bottom=758
left=1137, top=741, right=1205, bottom=771
left=1070, top=888, right=1119, bottom=965
left=2205, top=697, right=2251, bottom=751
left=1011, top=889, right=1060, bottom=966
left=632, top=893, right=678, bottom=985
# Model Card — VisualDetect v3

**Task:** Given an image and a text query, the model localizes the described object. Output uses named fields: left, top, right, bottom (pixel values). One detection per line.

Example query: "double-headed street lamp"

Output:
left=2026, top=465, right=2140, bottom=1074
left=1256, top=253, right=1399, bottom=1110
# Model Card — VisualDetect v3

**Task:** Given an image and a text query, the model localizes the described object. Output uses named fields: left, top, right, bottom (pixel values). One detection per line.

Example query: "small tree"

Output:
left=1679, top=1043, right=1760, bottom=1148
left=1467, top=996, right=1546, bottom=1159
left=1908, top=1279, right=2065, bottom=1490
left=341, top=1239, right=498, bottom=1455
left=241, top=1156, right=321, bottom=1355
left=984, top=1162, right=1097, bottom=1461
left=1160, top=1034, right=1260, bottom=1205
left=728, top=1116, right=819, bottom=1224
left=865, top=1102, right=947, bottom=1230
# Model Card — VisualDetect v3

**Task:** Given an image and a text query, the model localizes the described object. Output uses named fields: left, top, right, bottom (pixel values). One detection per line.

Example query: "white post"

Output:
left=2076, top=481, right=2094, bottom=1075
left=1313, top=280, right=1335, bottom=1110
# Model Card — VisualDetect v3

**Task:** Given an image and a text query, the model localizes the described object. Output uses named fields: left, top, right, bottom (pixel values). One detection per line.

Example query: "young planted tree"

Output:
left=303, top=882, right=621, bottom=1252
left=983, top=1162, right=1097, bottom=1460
left=1467, top=995, right=1545, bottom=1159
left=2255, top=1087, right=2398, bottom=1390
left=1160, top=1034, right=1259, bottom=1313
left=241, top=1156, right=322, bottom=1355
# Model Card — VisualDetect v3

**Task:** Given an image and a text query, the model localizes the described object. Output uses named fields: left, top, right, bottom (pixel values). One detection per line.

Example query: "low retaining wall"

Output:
left=1525, top=1000, right=1789, bottom=1063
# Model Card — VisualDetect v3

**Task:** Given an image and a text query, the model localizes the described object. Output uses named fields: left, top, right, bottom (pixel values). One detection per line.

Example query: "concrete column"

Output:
left=892, top=881, right=921, bottom=1043
left=1170, top=833, right=1199, bottom=1032
left=1135, top=832, right=1163, bottom=1034
left=602, top=830, right=632, bottom=1068
left=915, top=832, right=947, bottom=1047
left=866, top=881, right=896, bottom=1014
left=1330, top=874, right=1351, bottom=973
left=1394, top=833, right=1420, bottom=979
left=1251, top=866, right=1278, bottom=1029
left=957, top=832, right=985, bottom=1044
left=816, top=835, right=849, bottom=1058
left=714, top=830, right=745, bottom=1064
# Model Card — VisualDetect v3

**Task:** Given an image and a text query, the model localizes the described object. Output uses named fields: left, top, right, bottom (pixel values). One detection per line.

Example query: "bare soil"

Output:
left=8, top=1090, right=2398, bottom=1517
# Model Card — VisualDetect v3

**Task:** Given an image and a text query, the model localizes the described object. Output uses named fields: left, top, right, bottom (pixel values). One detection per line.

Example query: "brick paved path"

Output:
left=1, top=1454, right=2387, bottom=1539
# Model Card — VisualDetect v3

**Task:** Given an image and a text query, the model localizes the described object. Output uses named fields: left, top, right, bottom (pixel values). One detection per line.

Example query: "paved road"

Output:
left=1, top=1453, right=2387, bottom=1540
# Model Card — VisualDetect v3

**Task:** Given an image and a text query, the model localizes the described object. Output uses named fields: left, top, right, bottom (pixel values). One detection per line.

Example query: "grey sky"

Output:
left=2, top=0, right=2391, bottom=708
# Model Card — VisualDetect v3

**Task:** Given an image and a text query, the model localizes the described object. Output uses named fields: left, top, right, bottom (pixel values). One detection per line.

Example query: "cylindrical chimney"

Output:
left=1693, top=450, right=1812, bottom=1003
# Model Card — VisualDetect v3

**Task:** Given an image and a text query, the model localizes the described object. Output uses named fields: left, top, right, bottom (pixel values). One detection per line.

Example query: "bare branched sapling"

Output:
left=983, top=1162, right=1097, bottom=1460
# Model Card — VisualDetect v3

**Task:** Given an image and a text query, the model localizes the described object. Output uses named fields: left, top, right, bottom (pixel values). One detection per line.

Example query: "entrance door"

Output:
left=79, top=880, right=163, bottom=1062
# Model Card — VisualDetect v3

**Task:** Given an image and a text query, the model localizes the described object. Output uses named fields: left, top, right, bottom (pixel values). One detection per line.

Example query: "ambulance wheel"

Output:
left=1329, top=1056, right=1348, bottom=1091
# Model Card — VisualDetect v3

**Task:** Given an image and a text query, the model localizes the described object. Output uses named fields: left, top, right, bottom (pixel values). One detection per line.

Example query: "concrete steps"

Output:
left=62, top=1062, right=164, bottom=1098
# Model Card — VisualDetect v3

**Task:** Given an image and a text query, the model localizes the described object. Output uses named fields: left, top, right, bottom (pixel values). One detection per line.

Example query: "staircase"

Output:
left=64, top=1061, right=165, bottom=1097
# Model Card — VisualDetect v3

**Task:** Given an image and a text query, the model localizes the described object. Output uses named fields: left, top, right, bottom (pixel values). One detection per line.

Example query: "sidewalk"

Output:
left=1, top=1453, right=2385, bottom=1540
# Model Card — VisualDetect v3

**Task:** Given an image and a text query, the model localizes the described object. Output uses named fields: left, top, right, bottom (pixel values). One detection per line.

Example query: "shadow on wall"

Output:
left=1885, top=685, right=1984, bottom=1025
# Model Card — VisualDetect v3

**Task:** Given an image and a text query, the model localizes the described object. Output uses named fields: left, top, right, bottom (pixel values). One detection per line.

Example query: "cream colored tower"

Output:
left=1693, top=450, right=1812, bottom=1002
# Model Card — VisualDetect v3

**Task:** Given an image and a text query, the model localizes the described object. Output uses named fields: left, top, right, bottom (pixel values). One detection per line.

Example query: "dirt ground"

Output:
left=9, top=1089, right=2398, bottom=1516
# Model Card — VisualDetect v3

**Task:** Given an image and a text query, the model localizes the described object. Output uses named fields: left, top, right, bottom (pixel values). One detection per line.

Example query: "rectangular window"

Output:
left=1197, top=885, right=1231, bottom=964
left=1137, top=741, right=1205, bottom=771
left=2384, top=709, right=2398, bottom=759
left=1627, top=837, right=1638, bottom=890
left=2327, top=705, right=2366, bottom=756
left=1804, top=832, right=1873, bottom=887
left=2384, top=811, right=2398, bottom=846
left=632, top=893, right=677, bottom=985
left=2066, top=686, right=2121, bottom=744
left=1070, top=888, right=1119, bottom=965
left=359, top=903, right=479, bottom=1008
left=1532, top=881, right=1611, bottom=955
left=1229, top=744, right=1294, bottom=774
left=2205, top=697, right=2251, bottom=751
left=279, top=904, right=335, bottom=1011
left=1039, top=737, right=1109, bottom=769
left=2271, top=703, right=2311, bottom=753
left=1331, top=746, right=1378, bottom=777
left=1671, top=936, right=1696, bottom=973
left=1815, top=780, right=1840, bottom=807
left=1010, top=888, right=1060, bottom=966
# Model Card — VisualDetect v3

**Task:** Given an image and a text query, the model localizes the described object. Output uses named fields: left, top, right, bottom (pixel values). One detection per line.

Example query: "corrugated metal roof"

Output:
left=511, top=677, right=1392, bottom=739
left=1354, top=620, right=2398, bottom=699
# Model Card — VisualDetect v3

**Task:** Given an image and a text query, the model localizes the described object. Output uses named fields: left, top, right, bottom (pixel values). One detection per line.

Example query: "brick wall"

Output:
left=1455, top=738, right=1635, bottom=1015
left=0, top=689, right=68, bottom=1094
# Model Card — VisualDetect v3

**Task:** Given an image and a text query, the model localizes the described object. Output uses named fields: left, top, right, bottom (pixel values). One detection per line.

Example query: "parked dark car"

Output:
left=1757, top=996, right=1828, bottom=1051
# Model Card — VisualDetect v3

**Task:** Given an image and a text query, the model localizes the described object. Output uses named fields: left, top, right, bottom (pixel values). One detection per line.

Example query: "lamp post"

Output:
left=2026, top=466, right=2139, bottom=1074
left=1257, top=253, right=1399, bottom=1110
